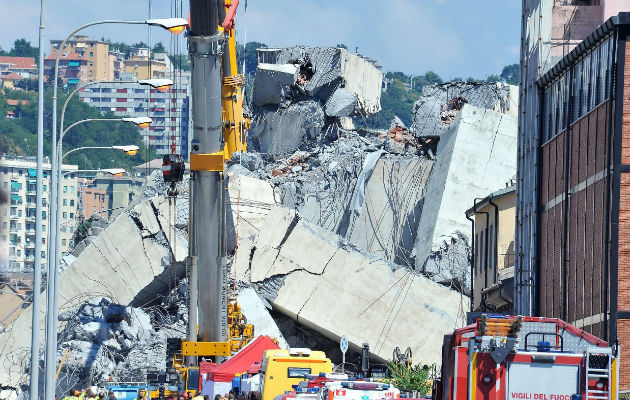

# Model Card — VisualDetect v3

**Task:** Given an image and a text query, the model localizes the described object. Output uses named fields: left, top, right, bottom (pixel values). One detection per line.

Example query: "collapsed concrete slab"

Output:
left=413, top=104, right=517, bottom=284
left=258, top=47, right=382, bottom=114
left=410, top=82, right=518, bottom=138
left=236, top=287, right=288, bottom=349
left=241, top=206, right=467, bottom=363
left=249, top=47, right=382, bottom=156
left=0, top=195, right=185, bottom=394
left=252, top=63, right=299, bottom=107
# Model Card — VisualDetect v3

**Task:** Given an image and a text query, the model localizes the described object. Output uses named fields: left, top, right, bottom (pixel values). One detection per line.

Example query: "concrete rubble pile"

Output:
left=410, top=82, right=519, bottom=138
left=54, top=297, right=175, bottom=393
left=248, top=46, right=383, bottom=155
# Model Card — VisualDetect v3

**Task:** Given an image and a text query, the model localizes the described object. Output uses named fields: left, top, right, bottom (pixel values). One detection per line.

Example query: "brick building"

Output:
left=536, top=13, right=630, bottom=386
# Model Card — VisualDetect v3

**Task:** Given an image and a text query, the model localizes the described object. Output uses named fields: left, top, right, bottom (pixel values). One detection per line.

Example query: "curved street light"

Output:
left=62, top=145, right=140, bottom=160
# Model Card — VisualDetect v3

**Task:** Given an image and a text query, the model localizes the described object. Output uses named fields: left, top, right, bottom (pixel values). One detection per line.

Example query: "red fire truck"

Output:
left=434, top=315, right=619, bottom=400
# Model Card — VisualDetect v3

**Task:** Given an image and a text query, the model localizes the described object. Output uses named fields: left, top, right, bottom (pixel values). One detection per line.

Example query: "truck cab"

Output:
left=260, top=348, right=332, bottom=400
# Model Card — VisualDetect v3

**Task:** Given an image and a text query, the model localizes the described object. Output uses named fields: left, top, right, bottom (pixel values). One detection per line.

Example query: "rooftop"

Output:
left=0, top=56, right=36, bottom=70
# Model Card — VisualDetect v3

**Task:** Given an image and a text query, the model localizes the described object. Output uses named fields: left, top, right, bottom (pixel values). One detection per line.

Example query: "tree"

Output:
left=451, top=77, right=463, bottom=82
left=386, top=362, right=434, bottom=396
left=242, top=41, right=267, bottom=75
left=336, top=43, right=348, bottom=50
left=423, top=71, right=443, bottom=85
left=10, top=39, right=38, bottom=58
left=500, top=63, right=519, bottom=85
left=152, top=42, right=166, bottom=54
left=486, top=74, right=501, bottom=83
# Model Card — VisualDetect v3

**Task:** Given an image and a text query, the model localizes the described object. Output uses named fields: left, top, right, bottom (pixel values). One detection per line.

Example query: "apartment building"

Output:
left=44, top=52, right=89, bottom=85
left=0, top=155, right=79, bottom=273
left=466, top=184, right=516, bottom=313
left=78, top=77, right=191, bottom=158
left=78, top=178, right=107, bottom=220
left=49, top=35, right=112, bottom=82
left=92, top=173, right=143, bottom=219
left=123, top=48, right=168, bottom=80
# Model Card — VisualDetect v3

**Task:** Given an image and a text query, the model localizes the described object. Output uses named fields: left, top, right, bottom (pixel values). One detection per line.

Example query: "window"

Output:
left=17, top=209, right=22, bottom=217
left=89, top=51, right=93, bottom=58
left=41, top=251, right=45, bottom=258
left=61, top=226, right=66, bottom=232
left=71, top=187, right=75, bottom=193
left=287, top=368, right=311, bottom=378
left=16, top=249, right=21, bottom=256
left=63, top=186, right=68, bottom=193
left=63, top=199, right=67, bottom=206
left=70, top=199, right=74, bottom=206
left=70, top=213, right=74, bottom=219
left=43, top=184, right=47, bottom=192
left=70, top=226, right=74, bottom=233
left=62, top=239, right=67, bottom=246
left=2, top=222, right=6, bottom=229
left=62, top=212, right=67, bottom=219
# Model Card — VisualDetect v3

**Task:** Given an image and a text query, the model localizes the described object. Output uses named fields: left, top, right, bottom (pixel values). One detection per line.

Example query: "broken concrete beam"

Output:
left=244, top=205, right=467, bottom=364
left=237, top=287, right=289, bottom=349
left=410, top=82, right=518, bottom=138
left=324, top=87, right=358, bottom=117
left=413, top=104, right=517, bottom=283
left=252, top=63, right=298, bottom=107
left=258, top=46, right=382, bottom=116
left=248, top=100, right=325, bottom=155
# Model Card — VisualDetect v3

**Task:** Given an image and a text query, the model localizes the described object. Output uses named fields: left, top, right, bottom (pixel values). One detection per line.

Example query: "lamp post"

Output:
left=29, top=0, right=45, bottom=398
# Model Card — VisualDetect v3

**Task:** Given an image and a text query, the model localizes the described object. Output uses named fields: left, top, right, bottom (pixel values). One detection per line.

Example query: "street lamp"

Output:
left=63, top=145, right=140, bottom=160
left=62, top=168, right=127, bottom=177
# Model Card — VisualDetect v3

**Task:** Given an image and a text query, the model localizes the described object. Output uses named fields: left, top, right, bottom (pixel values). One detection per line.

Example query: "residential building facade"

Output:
left=49, top=36, right=112, bottom=81
left=0, top=155, right=79, bottom=273
left=0, top=56, right=37, bottom=79
left=466, top=184, right=516, bottom=313
left=78, top=178, right=107, bottom=220
left=92, top=173, right=143, bottom=219
left=78, top=78, right=191, bottom=158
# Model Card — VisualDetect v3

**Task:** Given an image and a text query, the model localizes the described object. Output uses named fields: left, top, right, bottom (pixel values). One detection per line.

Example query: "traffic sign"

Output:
left=340, top=336, right=349, bottom=353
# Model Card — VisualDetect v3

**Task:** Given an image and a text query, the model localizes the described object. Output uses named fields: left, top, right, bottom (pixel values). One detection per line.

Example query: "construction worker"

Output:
left=192, top=391, right=204, bottom=400
left=62, top=390, right=81, bottom=400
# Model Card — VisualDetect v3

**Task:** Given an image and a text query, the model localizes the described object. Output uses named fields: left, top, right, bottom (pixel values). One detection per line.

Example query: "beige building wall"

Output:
left=123, top=57, right=167, bottom=80
left=467, top=188, right=516, bottom=311
left=0, top=156, right=78, bottom=273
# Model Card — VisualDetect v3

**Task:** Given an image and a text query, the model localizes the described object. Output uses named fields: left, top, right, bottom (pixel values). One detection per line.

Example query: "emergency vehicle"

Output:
left=434, top=315, right=619, bottom=400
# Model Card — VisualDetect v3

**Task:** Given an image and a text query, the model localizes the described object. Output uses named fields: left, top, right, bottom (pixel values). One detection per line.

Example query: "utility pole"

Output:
left=30, top=0, right=45, bottom=398
left=187, top=0, right=228, bottom=361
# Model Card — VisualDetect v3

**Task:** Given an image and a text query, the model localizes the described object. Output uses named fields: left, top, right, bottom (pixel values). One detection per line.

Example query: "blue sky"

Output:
left=0, top=0, right=521, bottom=80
